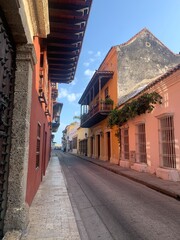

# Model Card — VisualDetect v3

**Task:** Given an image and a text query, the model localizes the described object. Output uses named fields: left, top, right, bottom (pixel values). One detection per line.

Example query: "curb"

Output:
left=72, top=153, right=180, bottom=201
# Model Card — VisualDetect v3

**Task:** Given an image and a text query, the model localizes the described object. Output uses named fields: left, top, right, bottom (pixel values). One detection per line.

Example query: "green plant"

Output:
left=107, top=92, right=162, bottom=128
left=105, top=97, right=114, bottom=105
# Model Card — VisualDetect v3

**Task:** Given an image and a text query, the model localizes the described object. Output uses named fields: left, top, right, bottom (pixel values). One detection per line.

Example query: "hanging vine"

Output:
left=107, top=92, right=162, bottom=128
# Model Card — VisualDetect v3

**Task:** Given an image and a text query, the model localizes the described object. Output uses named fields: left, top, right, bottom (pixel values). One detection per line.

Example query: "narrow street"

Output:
left=56, top=151, right=180, bottom=240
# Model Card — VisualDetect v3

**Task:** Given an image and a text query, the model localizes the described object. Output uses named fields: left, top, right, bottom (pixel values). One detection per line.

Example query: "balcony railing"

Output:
left=51, top=82, right=58, bottom=100
left=39, top=69, right=48, bottom=106
left=81, top=101, right=113, bottom=127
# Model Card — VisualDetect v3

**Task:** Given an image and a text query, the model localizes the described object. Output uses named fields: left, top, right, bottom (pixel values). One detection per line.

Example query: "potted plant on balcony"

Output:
left=104, top=97, right=113, bottom=111
left=105, top=97, right=114, bottom=105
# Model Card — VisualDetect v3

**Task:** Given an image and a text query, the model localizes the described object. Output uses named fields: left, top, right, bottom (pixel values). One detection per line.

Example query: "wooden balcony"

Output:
left=51, top=82, right=58, bottom=100
left=48, top=0, right=92, bottom=83
left=52, top=122, right=60, bottom=132
left=39, top=69, right=48, bottom=106
left=80, top=102, right=113, bottom=128
left=52, top=102, right=63, bottom=132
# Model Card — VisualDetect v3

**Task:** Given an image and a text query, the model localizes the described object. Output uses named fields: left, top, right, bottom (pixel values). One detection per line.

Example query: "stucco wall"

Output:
left=90, top=119, right=119, bottom=164
left=121, top=69, right=180, bottom=180
left=117, top=29, right=180, bottom=99
left=88, top=47, right=120, bottom=163
left=26, top=37, right=51, bottom=205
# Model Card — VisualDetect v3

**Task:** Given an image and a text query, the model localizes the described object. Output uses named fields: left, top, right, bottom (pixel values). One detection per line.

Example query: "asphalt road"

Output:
left=56, top=151, right=180, bottom=240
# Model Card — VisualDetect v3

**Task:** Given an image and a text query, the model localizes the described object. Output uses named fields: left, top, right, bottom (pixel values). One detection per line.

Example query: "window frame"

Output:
left=158, top=114, right=176, bottom=168
left=135, top=122, right=147, bottom=163
left=121, top=128, right=129, bottom=160
left=36, top=122, right=41, bottom=169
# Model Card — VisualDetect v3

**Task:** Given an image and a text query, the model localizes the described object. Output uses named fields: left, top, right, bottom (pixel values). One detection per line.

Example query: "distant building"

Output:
left=62, top=122, right=79, bottom=153
left=76, top=127, right=89, bottom=156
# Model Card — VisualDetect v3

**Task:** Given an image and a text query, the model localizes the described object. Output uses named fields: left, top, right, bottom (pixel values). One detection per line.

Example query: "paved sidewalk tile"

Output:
left=22, top=156, right=80, bottom=240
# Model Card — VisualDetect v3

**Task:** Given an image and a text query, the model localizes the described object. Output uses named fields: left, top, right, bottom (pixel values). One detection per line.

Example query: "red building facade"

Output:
left=26, top=37, right=52, bottom=205
left=0, top=0, right=92, bottom=237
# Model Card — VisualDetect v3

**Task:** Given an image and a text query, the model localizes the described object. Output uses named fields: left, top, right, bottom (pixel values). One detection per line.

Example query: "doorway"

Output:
left=97, top=135, right=100, bottom=158
left=107, top=132, right=111, bottom=161
left=91, top=137, right=93, bottom=157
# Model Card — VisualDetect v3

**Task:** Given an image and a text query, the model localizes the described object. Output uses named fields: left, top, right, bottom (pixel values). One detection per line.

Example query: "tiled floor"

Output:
left=21, top=156, right=80, bottom=240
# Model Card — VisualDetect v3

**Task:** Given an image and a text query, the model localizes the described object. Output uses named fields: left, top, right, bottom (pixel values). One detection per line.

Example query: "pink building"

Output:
left=119, top=65, right=180, bottom=181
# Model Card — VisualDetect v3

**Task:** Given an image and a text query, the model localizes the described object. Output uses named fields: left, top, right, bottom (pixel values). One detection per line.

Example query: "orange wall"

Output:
left=89, top=47, right=120, bottom=163
left=26, top=37, right=52, bottom=205
left=100, top=47, right=118, bottom=106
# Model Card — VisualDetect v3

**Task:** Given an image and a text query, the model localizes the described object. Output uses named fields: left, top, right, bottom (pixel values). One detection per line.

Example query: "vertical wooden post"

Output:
left=99, top=76, right=102, bottom=110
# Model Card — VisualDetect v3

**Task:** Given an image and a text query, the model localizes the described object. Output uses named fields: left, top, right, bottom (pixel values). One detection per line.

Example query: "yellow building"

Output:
left=77, top=127, right=89, bottom=156
left=79, top=47, right=120, bottom=164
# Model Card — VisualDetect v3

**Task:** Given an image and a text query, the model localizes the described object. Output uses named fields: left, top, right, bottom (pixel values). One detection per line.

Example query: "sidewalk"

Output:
left=6, top=152, right=179, bottom=240
left=73, top=154, right=180, bottom=200
left=21, top=155, right=80, bottom=240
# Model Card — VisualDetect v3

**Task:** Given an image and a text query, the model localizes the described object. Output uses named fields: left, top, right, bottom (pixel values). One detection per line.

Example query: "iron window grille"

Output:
left=121, top=128, right=129, bottom=160
left=36, top=123, right=41, bottom=168
left=136, top=123, right=147, bottom=163
left=159, top=115, right=176, bottom=168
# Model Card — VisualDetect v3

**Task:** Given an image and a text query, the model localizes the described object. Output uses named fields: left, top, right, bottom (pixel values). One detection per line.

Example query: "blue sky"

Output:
left=54, top=0, right=180, bottom=144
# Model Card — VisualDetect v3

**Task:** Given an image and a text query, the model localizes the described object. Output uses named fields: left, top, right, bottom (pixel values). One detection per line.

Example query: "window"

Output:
left=104, top=87, right=109, bottom=99
left=136, top=123, right=147, bottom=163
left=159, top=115, right=176, bottom=168
left=36, top=123, right=41, bottom=168
left=40, top=52, right=44, bottom=68
left=121, top=128, right=129, bottom=160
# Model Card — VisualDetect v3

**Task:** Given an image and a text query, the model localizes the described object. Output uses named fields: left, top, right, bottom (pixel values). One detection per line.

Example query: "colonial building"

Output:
left=118, top=64, right=180, bottom=181
left=62, top=124, right=89, bottom=155
left=62, top=122, right=80, bottom=153
left=0, top=0, right=92, bottom=237
left=79, top=29, right=180, bottom=175
left=77, top=127, right=89, bottom=156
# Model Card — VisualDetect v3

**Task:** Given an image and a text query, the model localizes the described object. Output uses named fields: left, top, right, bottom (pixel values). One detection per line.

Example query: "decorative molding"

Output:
left=27, top=0, right=50, bottom=38
left=16, top=44, right=37, bottom=69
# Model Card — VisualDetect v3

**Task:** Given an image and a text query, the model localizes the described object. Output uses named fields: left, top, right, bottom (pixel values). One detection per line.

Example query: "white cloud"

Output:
left=89, top=58, right=95, bottom=62
left=83, top=51, right=102, bottom=69
left=58, top=88, right=81, bottom=102
left=67, top=93, right=81, bottom=102
left=59, top=88, right=68, bottom=98
left=95, top=51, right=101, bottom=57
left=88, top=50, right=93, bottom=55
left=84, top=69, right=95, bottom=78
left=83, top=62, right=90, bottom=67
